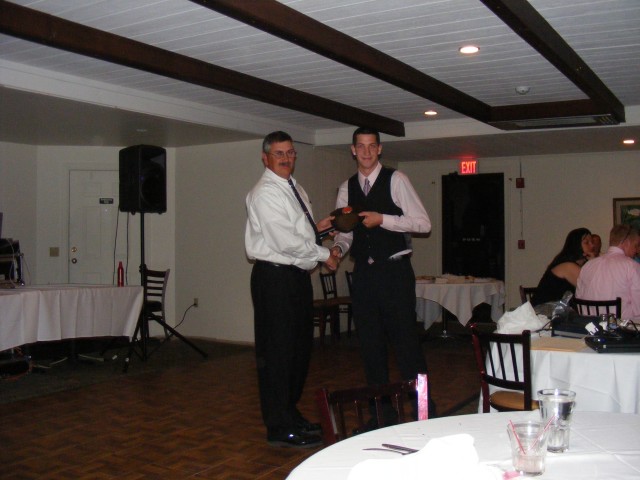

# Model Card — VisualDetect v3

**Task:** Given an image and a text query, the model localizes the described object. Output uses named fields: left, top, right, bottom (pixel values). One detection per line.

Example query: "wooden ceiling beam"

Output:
left=195, top=0, right=624, bottom=129
left=190, top=0, right=492, bottom=122
left=480, top=0, right=625, bottom=123
left=0, top=0, right=405, bottom=137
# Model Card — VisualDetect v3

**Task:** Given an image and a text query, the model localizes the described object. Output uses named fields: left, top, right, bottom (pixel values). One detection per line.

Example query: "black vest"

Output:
left=348, top=167, right=408, bottom=263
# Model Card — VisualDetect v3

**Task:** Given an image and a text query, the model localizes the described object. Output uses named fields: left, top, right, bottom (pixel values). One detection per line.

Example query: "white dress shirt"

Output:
left=245, top=168, right=330, bottom=271
left=333, top=162, right=431, bottom=257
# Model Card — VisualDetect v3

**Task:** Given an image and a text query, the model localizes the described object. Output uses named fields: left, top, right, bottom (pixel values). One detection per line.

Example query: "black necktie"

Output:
left=288, top=178, right=321, bottom=245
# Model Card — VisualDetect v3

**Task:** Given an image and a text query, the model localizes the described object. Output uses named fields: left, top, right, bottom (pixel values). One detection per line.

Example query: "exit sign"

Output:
left=459, top=159, right=478, bottom=175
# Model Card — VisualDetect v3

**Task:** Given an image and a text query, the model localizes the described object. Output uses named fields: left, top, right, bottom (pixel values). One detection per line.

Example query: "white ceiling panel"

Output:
left=0, top=0, right=638, bottom=159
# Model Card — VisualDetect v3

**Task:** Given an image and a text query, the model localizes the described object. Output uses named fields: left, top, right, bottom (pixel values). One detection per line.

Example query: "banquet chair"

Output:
left=470, top=323, right=539, bottom=413
left=144, top=268, right=171, bottom=339
left=316, top=376, right=425, bottom=446
left=573, top=297, right=621, bottom=318
left=319, top=271, right=353, bottom=338
left=519, top=286, right=537, bottom=304
left=345, top=271, right=354, bottom=337
left=313, top=299, right=339, bottom=346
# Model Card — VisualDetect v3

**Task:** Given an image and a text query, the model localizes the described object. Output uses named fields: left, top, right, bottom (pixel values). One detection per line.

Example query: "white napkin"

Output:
left=496, top=301, right=547, bottom=334
left=347, top=434, right=502, bottom=480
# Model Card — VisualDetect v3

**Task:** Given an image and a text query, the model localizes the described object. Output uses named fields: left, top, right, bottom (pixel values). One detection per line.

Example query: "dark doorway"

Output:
left=442, top=173, right=504, bottom=280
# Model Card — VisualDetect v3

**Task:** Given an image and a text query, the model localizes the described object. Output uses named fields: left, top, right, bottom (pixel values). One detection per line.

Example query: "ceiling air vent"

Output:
left=490, top=114, right=620, bottom=131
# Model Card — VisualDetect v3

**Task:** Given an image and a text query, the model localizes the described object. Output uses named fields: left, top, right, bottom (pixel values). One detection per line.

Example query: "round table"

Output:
left=415, top=279, right=505, bottom=331
left=286, top=411, right=640, bottom=480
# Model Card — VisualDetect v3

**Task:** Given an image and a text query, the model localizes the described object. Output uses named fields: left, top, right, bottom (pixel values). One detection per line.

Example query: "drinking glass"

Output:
left=537, top=389, right=576, bottom=452
left=507, top=421, right=549, bottom=476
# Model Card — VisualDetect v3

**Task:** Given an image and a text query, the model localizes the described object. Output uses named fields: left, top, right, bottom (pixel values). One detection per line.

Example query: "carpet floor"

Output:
left=0, top=323, right=481, bottom=479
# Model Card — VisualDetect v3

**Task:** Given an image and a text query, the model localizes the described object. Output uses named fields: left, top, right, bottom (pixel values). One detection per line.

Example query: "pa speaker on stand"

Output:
left=118, top=145, right=207, bottom=371
left=119, top=145, right=167, bottom=214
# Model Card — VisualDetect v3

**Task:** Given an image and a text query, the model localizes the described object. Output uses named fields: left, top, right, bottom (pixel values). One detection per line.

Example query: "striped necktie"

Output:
left=363, top=178, right=371, bottom=196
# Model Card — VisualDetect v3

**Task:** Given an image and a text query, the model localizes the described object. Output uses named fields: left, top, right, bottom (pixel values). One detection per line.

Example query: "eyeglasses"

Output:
left=269, top=149, right=297, bottom=159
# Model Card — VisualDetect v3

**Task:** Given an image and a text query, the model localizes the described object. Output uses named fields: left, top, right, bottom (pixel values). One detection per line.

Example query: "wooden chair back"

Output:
left=143, top=268, right=170, bottom=338
left=573, top=297, right=621, bottom=318
left=519, top=285, right=537, bottom=304
left=319, top=272, right=338, bottom=299
left=345, top=271, right=353, bottom=296
left=470, top=323, right=537, bottom=413
left=319, top=271, right=353, bottom=338
left=316, top=377, right=424, bottom=446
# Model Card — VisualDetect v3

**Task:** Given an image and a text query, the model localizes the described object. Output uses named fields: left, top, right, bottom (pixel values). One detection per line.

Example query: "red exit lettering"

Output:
left=459, top=159, right=478, bottom=175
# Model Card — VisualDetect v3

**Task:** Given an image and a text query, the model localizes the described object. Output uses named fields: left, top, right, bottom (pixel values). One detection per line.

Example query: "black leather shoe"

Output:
left=296, top=417, right=322, bottom=435
left=267, top=429, right=322, bottom=448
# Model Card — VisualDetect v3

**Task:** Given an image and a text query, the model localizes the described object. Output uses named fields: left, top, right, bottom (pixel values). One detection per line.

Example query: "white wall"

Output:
left=0, top=142, right=37, bottom=281
left=401, top=151, right=640, bottom=310
left=0, top=142, right=176, bottom=331
left=174, top=140, right=355, bottom=343
left=2, top=139, right=638, bottom=344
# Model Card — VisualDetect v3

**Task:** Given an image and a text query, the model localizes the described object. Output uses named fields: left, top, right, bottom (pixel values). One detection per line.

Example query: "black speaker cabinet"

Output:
left=119, top=145, right=167, bottom=214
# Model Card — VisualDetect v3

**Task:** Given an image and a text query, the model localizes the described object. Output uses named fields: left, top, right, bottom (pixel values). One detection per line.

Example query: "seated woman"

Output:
left=531, top=227, right=593, bottom=306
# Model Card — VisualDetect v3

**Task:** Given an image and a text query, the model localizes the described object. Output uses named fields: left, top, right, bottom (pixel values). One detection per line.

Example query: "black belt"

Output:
left=255, top=260, right=309, bottom=274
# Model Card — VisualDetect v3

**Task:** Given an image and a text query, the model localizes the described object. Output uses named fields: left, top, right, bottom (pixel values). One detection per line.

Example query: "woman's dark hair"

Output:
left=547, top=227, right=591, bottom=269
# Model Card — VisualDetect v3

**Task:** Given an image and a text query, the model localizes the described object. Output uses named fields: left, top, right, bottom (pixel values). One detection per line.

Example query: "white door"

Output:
left=69, top=170, right=140, bottom=284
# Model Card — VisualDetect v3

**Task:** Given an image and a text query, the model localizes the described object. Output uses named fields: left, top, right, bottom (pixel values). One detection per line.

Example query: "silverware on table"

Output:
left=362, top=447, right=411, bottom=455
left=381, top=443, right=419, bottom=453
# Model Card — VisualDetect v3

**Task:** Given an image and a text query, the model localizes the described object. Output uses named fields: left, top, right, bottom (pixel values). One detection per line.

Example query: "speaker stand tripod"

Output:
left=123, top=212, right=207, bottom=372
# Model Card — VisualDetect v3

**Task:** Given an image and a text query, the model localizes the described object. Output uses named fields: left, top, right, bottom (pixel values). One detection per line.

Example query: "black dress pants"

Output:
left=251, top=261, right=314, bottom=431
left=352, top=257, right=435, bottom=416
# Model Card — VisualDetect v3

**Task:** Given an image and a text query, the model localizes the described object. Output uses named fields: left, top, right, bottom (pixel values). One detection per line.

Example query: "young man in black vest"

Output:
left=331, top=127, right=435, bottom=428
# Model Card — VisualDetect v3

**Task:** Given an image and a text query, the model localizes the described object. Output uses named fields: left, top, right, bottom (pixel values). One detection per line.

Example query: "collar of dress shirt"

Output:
left=358, top=162, right=382, bottom=189
left=264, top=167, right=294, bottom=186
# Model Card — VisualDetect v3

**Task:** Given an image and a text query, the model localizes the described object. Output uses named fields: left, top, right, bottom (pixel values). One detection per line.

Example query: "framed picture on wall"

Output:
left=613, top=197, right=640, bottom=229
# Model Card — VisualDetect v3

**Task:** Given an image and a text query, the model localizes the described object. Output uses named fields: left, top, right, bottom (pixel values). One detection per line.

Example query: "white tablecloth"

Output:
left=0, top=284, right=143, bottom=351
left=287, top=411, right=640, bottom=480
left=482, top=336, right=640, bottom=414
left=416, top=279, right=505, bottom=329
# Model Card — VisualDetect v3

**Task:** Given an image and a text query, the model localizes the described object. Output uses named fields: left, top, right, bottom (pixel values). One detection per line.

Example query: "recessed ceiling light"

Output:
left=424, top=110, right=438, bottom=116
left=136, top=128, right=148, bottom=133
left=459, top=45, right=479, bottom=55
left=622, top=139, right=635, bottom=145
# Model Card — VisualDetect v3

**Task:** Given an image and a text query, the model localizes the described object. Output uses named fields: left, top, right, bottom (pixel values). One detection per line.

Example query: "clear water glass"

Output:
left=507, top=421, right=549, bottom=476
left=537, top=389, right=576, bottom=452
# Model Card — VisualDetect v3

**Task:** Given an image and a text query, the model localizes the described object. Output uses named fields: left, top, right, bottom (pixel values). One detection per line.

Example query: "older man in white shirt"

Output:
left=246, top=131, right=339, bottom=448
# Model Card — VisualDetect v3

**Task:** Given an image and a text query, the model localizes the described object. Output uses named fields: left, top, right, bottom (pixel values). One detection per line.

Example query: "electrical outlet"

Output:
left=194, top=297, right=199, bottom=307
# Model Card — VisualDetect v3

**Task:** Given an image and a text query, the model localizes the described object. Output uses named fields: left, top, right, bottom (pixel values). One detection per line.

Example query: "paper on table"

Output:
left=532, top=336, right=586, bottom=351
left=496, top=301, right=548, bottom=334
left=347, top=434, right=502, bottom=480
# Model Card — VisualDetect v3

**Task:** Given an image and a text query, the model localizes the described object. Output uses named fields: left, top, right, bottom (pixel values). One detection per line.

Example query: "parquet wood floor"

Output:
left=0, top=329, right=478, bottom=479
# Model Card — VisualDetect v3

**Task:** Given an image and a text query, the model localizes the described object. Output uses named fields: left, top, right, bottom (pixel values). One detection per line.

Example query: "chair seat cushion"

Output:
left=489, top=391, right=539, bottom=411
